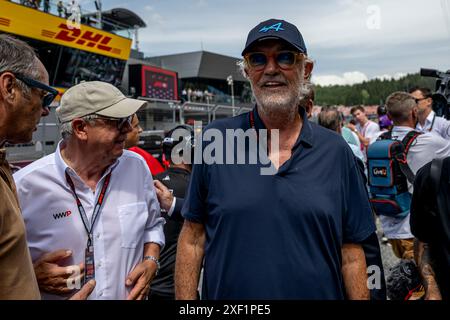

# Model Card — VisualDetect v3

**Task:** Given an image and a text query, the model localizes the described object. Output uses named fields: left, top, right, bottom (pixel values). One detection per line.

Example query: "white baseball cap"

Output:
left=56, top=81, right=146, bottom=123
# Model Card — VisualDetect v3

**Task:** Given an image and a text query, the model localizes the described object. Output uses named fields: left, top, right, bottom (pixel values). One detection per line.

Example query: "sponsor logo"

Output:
left=372, top=167, right=388, bottom=177
left=53, top=210, right=72, bottom=220
left=259, top=22, right=284, bottom=33
left=0, top=17, right=11, bottom=27
left=41, top=23, right=121, bottom=55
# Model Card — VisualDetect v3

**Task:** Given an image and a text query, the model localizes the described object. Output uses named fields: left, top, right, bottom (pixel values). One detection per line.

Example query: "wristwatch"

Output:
left=144, top=255, right=160, bottom=275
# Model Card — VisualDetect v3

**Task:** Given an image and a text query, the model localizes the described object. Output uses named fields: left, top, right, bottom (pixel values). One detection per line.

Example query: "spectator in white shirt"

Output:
left=14, top=81, right=165, bottom=300
left=347, top=105, right=380, bottom=153
left=410, top=86, right=450, bottom=139
left=380, top=91, right=450, bottom=259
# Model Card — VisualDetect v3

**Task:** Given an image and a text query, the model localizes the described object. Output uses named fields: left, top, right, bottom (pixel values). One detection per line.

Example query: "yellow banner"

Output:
left=0, top=1, right=132, bottom=60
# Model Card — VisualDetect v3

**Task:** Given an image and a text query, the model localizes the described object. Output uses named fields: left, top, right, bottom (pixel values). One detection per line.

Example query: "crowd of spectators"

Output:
left=181, top=88, right=214, bottom=103
left=13, top=0, right=79, bottom=18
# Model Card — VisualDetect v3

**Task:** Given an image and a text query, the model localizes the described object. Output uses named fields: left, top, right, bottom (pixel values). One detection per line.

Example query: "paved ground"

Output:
left=375, top=217, right=400, bottom=282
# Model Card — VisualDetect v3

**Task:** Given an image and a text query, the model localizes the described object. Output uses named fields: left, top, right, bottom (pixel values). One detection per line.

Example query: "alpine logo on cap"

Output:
left=259, top=22, right=285, bottom=33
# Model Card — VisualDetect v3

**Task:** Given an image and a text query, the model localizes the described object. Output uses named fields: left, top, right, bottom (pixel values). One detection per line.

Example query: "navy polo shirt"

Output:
left=182, top=106, right=375, bottom=300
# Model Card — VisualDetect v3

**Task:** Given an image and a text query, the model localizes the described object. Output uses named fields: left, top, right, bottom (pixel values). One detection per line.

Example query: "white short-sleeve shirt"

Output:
left=379, top=127, right=450, bottom=239
left=356, top=120, right=380, bottom=145
left=14, top=142, right=165, bottom=300
left=415, top=110, right=450, bottom=139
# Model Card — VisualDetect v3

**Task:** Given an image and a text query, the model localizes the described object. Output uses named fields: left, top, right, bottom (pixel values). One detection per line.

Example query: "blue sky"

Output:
left=77, top=0, right=450, bottom=86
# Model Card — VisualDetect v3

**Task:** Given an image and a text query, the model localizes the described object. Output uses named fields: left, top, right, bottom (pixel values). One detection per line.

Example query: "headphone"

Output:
left=162, top=125, right=196, bottom=167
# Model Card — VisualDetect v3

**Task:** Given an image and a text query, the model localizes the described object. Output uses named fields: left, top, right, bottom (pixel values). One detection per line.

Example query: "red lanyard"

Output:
left=249, top=109, right=260, bottom=140
left=249, top=109, right=256, bottom=129
left=360, top=122, right=370, bottom=151
left=65, top=171, right=111, bottom=248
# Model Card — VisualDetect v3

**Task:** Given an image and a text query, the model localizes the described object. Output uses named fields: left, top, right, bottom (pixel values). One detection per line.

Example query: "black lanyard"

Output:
left=65, top=171, right=111, bottom=249
left=428, top=113, right=436, bottom=132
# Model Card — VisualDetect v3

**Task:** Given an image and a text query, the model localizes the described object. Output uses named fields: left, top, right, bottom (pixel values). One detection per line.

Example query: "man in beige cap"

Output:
left=14, top=81, right=165, bottom=300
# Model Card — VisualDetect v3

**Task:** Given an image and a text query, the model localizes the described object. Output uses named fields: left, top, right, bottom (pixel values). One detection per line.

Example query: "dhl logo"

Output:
left=0, top=0, right=131, bottom=60
left=41, top=24, right=121, bottom=55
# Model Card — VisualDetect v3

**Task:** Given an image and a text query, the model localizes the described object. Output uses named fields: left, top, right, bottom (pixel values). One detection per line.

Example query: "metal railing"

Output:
left=9, top=0, right=133, bottom=38
left=5, top=98, right=253, bottom=163
left=136, top=97, right=252, bottom=125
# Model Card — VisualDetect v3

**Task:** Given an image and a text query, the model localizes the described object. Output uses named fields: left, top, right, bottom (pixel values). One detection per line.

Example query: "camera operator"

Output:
left=410, top=86, right=450, bottom=139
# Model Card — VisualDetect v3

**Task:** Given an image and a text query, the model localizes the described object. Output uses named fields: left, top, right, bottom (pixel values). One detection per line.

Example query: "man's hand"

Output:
left=154, top=180, right=174, bottom=211
left=346, top=123, right=370, bottom=146
left=68, top=280, right=96, bottom=300
left=415, top=240, right=442, bottom=300
left=33, top=249, right=84, bottom=295
left=125, top=260, right=158, bottom=300
left=424, top=290, right=442, bottom=300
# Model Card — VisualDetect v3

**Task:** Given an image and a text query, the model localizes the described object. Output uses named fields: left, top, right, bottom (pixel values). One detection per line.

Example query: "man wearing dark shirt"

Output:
left=150, top=125, right=194, bottom=299
left=411, top=158, right=450, bottom=300
left=175, top=19, right=375, bottom=300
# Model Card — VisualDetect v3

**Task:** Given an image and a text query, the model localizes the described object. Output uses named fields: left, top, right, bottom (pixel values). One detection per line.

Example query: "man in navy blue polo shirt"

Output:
left=175, top=19, right=376, bottom=300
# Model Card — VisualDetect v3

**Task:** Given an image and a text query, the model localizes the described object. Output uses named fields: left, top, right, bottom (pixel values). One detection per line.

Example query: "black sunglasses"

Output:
left=15, top=74, right=59, bottom=108
left=244, top=51, right=302, bottom=71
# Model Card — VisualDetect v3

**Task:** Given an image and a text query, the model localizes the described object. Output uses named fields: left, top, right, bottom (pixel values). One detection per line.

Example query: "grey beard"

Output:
left=254, top=86, right=304, bottom=124
left=256, top=97, right=297, bottom=123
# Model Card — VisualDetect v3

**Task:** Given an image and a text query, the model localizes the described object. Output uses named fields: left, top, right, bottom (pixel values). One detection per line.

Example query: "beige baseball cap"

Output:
left=56, top=81, right=146, bottom=123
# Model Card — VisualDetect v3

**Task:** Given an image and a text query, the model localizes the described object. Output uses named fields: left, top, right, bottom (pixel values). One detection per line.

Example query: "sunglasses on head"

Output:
left=244, top=51, right=302, bottom=71
left=15, top=74, right=59, bottom=108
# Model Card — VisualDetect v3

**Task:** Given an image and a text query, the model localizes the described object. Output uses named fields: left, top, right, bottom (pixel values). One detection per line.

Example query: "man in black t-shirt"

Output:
left=411, top=158, right=450, bottom=300
left=149, top=125, right=194, bottom=300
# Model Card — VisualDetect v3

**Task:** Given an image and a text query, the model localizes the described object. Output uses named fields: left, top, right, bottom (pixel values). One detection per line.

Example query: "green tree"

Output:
left=314, top=73, right=435, bottom=106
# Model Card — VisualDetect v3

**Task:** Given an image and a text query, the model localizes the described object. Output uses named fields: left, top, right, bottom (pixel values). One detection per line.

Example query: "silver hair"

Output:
left=385, top=91, right=417, bottom=123
left=237, top=60, right=247, bottom=79
left=59, top=114, right=98, bottom=140
left=0, top=34, right=42, bottom=96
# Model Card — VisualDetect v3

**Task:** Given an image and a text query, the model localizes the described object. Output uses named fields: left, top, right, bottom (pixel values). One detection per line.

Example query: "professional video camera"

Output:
left=420, top=68, right=450, bottom=119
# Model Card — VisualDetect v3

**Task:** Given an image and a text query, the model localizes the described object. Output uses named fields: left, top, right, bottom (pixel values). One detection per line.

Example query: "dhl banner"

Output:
left=0, top=1, right=132, bottom=60
left=52, top=87, right=67, bottom=104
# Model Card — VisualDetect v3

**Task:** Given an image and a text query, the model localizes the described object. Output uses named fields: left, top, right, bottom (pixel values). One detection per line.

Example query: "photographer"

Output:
left=410, top=86, right=450, bottom=139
